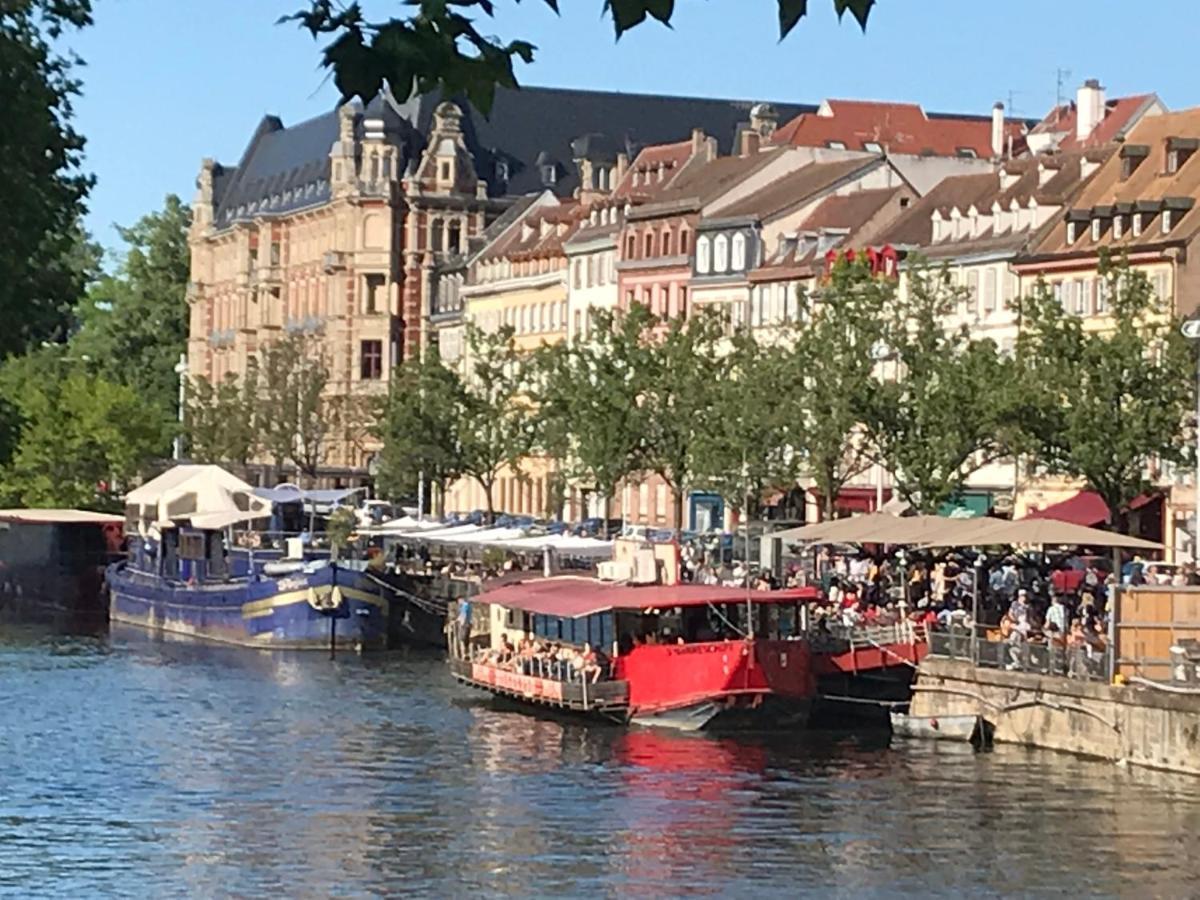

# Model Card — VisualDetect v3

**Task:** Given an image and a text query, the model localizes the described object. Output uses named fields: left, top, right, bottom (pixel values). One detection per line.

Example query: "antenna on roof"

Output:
left=1055, top=68, right=1072, bottom=124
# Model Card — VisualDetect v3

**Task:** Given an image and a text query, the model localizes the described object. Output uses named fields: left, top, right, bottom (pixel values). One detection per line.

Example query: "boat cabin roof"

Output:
left=480, top=575, right=820, bottom=619
left=0, top=509, right=124, bottom=525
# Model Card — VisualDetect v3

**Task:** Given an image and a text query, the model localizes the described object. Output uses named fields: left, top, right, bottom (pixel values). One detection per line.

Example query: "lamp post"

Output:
left=173, top=354, right=188, bottom=461
left=1181, top=319, right=1200, bottom=562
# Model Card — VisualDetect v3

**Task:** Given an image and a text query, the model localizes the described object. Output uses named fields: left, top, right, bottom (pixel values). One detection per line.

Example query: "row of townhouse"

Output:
left=188, top=76, right=1200, bottom=552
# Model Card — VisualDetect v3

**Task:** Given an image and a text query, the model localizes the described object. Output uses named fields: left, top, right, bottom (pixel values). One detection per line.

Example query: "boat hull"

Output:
left=107, top=563, right=389, bottom=650
left=630, top=694, right=812, bottom=732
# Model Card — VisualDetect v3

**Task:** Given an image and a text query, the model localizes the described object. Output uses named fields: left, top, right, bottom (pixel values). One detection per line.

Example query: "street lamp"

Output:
left=173, top=354, right=188, bottom=461
left=1181, top=319, right=1200, bottom=562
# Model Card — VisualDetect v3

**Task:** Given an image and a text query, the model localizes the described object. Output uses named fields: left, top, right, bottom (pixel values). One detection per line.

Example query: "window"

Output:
left=713, top=234, right=729, bottom=272
left=1155, top=271, right=1170, bottom=304
left=864, top=141, right=883, bottom=153
left=625, top=289, right=635, bottom=307
left=644, top=232, right=654, bottom=257
left=1114, top=216, right=1124, bottom=239
left=364, top=274, right=385, bottom=314
left=625, top=235, right=636, bottom=259
left=559, top=299, right=566, bottom=325
left=1132, top=213, right=1143, bottom=237
left=731, top=232, right=747, bottom=270
left=696, top=236, right=711, bottom=274
left=775, top=284, right=786, bottom=322
left=643, top=286, right=653, bottom=313
left=982, top=269, right=997, bottom=313
left=431, top=219, right=444, bottom=252
left=1163, top=210, right=1174, bottom=234
left=1073, top=280, right=1087, bottom=315
left=520, top=306, right=528, bottom=333
left=966, top=270, right=979, bottom=317
left=662, top=230, right=673, bottom=256
left=1090, top=218, right=1100, bottom=241
left=826, top=140, right=847, bottom=150
left=598, top=253, right=606, bottom=286
left=360, top=340, right=383, bottom=380
left=448, top=221, right=462, bottom=253
left=655, top=484, right=667, bottom=522
left=439, top=162, right=451, bottom=182
left=1053, top=281, right=1064, bottom=309
left=638, top=483, right=649, bottom=517
left=573, top=260, right=582, bottom=289
left=1096, top=277, right=1109, bottom=313
left=1168, top=149, right=1180, bottom=174
left=541, top=164, right=556, bottom=185
left=678, top=286, right=687, bottom=318
left=956, top=147, right=978, bottom=159
left=1067, top=222, right=1078, bottom=244
left=679, top=229, right=690, bottom=256
left=586, top=255, right=595, bottom=287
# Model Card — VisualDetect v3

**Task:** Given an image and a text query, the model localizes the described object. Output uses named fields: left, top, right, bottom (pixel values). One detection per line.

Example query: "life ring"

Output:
left=306, top=585, right=345, bottom=612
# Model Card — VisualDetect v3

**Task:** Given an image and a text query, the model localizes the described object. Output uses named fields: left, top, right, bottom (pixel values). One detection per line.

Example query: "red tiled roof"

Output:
left=612, top=139, right=694, bottom=200
left=1031, top=94, right=1156, bottom=151
left=772, top=99, right=1025, bottom=158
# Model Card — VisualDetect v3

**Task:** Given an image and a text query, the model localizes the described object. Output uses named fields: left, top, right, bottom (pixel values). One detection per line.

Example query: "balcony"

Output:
left=283, top=316, right=325, bottom=335
left=323, top=251, right=347, bottom=274
left=252, top=265, right=281, bottom=288
left=207, top=328, right=236, bottom=349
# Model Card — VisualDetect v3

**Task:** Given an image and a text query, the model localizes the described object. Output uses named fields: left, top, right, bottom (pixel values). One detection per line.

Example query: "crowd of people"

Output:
left=476, top=632, right=609, bottom=683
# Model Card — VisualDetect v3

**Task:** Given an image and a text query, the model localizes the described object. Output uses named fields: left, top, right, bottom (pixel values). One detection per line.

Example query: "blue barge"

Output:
left=107, top=465, right=390, bottom=650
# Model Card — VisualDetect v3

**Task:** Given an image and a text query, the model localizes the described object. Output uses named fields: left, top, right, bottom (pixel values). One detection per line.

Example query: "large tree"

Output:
left=373, top=344, right=468, bottom=509
left=1014, top=257, right=1195, bottom=523
left=787, top=259, right=891, bottom=520
left=254, top=332, right=335, bottom=482
left=73, top=195, right=192, bottom=419
left=0, top=0, right=95, bottom=354
left=287, top=0, right=875, bottom=112
left=691, top=328, right=799, bottom=520
left=0, top=349, right=171, bottom=509
left=528, top=305, right=652, bottom=529
left=860, top=262, right=1021, bottom=514
left=185, top=372, right=260, bottom=468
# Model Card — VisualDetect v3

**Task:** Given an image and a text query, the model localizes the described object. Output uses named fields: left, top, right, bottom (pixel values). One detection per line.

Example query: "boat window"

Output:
left=179, top=533, right=206, bottom=560
left=206, top=531, right=228, bottom=579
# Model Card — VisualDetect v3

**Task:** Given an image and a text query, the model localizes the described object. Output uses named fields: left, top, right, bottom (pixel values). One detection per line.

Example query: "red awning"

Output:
left=1023, top=491, right=1110, bottom=527
left=808, top=487, right=891, bottom=514
left=480, top=576, right=819, bottom=619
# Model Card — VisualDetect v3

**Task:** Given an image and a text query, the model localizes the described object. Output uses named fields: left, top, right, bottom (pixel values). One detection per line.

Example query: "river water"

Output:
left=3, top=624, right=1200, bottom=898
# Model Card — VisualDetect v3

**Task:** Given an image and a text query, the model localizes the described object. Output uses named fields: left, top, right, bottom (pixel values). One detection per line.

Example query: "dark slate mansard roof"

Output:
left=210, top=86, right=818, bottom=226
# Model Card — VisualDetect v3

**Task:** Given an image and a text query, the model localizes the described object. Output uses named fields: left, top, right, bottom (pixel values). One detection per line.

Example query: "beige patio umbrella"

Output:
left=918, top=516, right=1161, bottom=550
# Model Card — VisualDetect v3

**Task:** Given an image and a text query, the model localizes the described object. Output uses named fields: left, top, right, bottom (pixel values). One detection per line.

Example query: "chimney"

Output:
left=691, top=128, right=707, bottom=156
left=615, top=151, right=629, bottom=184
left=739, top=128, right=761, bottom=157
left=991, top=102, right=1005, bottom=159
left=1076, top=79, right=1106, bottom=143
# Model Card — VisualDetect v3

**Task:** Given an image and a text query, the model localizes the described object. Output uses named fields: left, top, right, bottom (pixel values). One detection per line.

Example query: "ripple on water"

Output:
left=3, top=624, right=1200, bottom=897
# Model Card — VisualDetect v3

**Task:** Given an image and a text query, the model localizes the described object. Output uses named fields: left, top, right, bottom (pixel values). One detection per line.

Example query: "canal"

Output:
left=3, top=624, right=1200, bottom=897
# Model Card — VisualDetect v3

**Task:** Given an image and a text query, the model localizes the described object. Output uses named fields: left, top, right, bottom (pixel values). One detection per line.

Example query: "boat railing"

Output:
left=448, top=629, right=611, bottom=686
left=809, top=620, right=926, bottom=652
left=927, top=623, right=1111, bottom=682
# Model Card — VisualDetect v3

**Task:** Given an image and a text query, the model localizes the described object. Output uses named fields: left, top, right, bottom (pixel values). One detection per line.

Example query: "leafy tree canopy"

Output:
left=0, top=0, right=95, bottom=354
left=287, top=0, right=875, bottom=113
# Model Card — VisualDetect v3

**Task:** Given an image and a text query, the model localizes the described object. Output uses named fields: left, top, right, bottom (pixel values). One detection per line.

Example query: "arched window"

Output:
left=731, top=232, right=746, bottom=270
left=696, top=236, right=711, bottom=274
left=430, top=219, right=444, bottom=252
left=626, top=235, right=636, bottom=259
left=679, top=228, right=690, bottom=256
left=661, top=230, right=673, bottom=256
left=644, top=232, right=654, bottom=257
left=447, top=221, right=462, bottom=254
left=713, top=234, right=729, bottom=272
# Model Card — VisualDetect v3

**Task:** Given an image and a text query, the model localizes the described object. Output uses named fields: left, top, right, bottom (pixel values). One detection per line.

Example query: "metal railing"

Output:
left=927, top=625, right=1111, bottom=682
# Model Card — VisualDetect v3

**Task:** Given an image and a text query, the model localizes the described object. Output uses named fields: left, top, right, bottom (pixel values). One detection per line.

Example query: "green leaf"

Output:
left=778, top=0, right=808, bottom=38
left=834, top=0, right=874, bottom=30
left=605, top=0, right=649, bottom=37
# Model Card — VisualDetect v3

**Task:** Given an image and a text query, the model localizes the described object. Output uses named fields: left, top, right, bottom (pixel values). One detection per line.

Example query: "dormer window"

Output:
left=1090, top=219, right=1100, bottom=241
left=864, top=141, right=882, bottom=153
left=1132, top=213, right=1143, bottom=236
left=495, top=159, right=509, bottom=182
left=1113, top=215, right=1124, bottom=239
left=1120, top=144, right=1149, bottom=180
left=956, top=147, right=978, bottom=159
left=826, top=140, right=847, bottom=150
left=541, top=164, right=557, bottom=186
left=1163, top=209, right=1173, bottom=233
left=1166, top=137, right=1198, bottom=174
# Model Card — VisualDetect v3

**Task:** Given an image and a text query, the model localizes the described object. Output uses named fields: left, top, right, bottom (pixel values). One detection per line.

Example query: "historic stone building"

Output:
left=187, top=86, right=815, bottom=483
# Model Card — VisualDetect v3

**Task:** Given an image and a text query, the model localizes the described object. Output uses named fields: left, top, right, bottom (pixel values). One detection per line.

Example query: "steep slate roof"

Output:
left=772, top=99, right=1029, bottom=158
left=1030, top=108, right=1200, bottom=257
left=211, top=86, right=816, bottom=228
left=1030, top=93, right=1160, bottom=151
left=709, top=156, right=884, bottom=220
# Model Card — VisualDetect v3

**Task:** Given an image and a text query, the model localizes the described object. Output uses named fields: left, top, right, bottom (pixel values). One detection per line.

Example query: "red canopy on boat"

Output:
left=479, top=576, right=820, bottom=619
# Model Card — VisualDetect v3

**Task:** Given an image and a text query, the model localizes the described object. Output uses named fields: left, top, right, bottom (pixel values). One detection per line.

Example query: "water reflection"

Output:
left=5, top=623, right=1200, bottom=896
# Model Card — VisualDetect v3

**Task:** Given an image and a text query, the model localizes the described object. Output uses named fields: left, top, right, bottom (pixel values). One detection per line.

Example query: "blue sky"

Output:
left=71, top=0, right=1198, bottom=256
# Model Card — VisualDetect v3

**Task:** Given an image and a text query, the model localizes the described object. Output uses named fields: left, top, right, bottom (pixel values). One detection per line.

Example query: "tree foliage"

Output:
left=860, top=263, right=1020, bottom=514
left=785, top=259, right=889, bottom=519
left=373, top=343, right=468, bottom=505
left=73, top=194, right=192, bottom=418
left=185, top=373, right=260, bottom=468
left=1014, top=255, right=1195, bottom=519
left=287, top=0, right=874, bottom=113
left=0, top=0, right=95, bottom=354
left=253, top=332, right=335, bottom=481
left=0, top=349, right=171, bottom=509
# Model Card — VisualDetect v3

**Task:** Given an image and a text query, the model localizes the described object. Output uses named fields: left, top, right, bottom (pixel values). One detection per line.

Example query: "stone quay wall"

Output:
left=911, top=657, right=1200, bottom=775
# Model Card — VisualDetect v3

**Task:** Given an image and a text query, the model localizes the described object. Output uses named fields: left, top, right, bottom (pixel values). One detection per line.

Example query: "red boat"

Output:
left=449, top=571, right=822, bottom=732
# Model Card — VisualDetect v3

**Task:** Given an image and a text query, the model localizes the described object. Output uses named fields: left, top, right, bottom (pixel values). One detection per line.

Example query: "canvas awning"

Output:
left=253, top=485, right=365, bottom=507
left=772, top=513, right=953, bottom=546
left=125, top=465, right=272, bottom=533
left=498, top=534, right=615, bottom=559
left=1024, top=491, right=1110, bottom=527
left=919, top=516, right=1161, bottom=550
